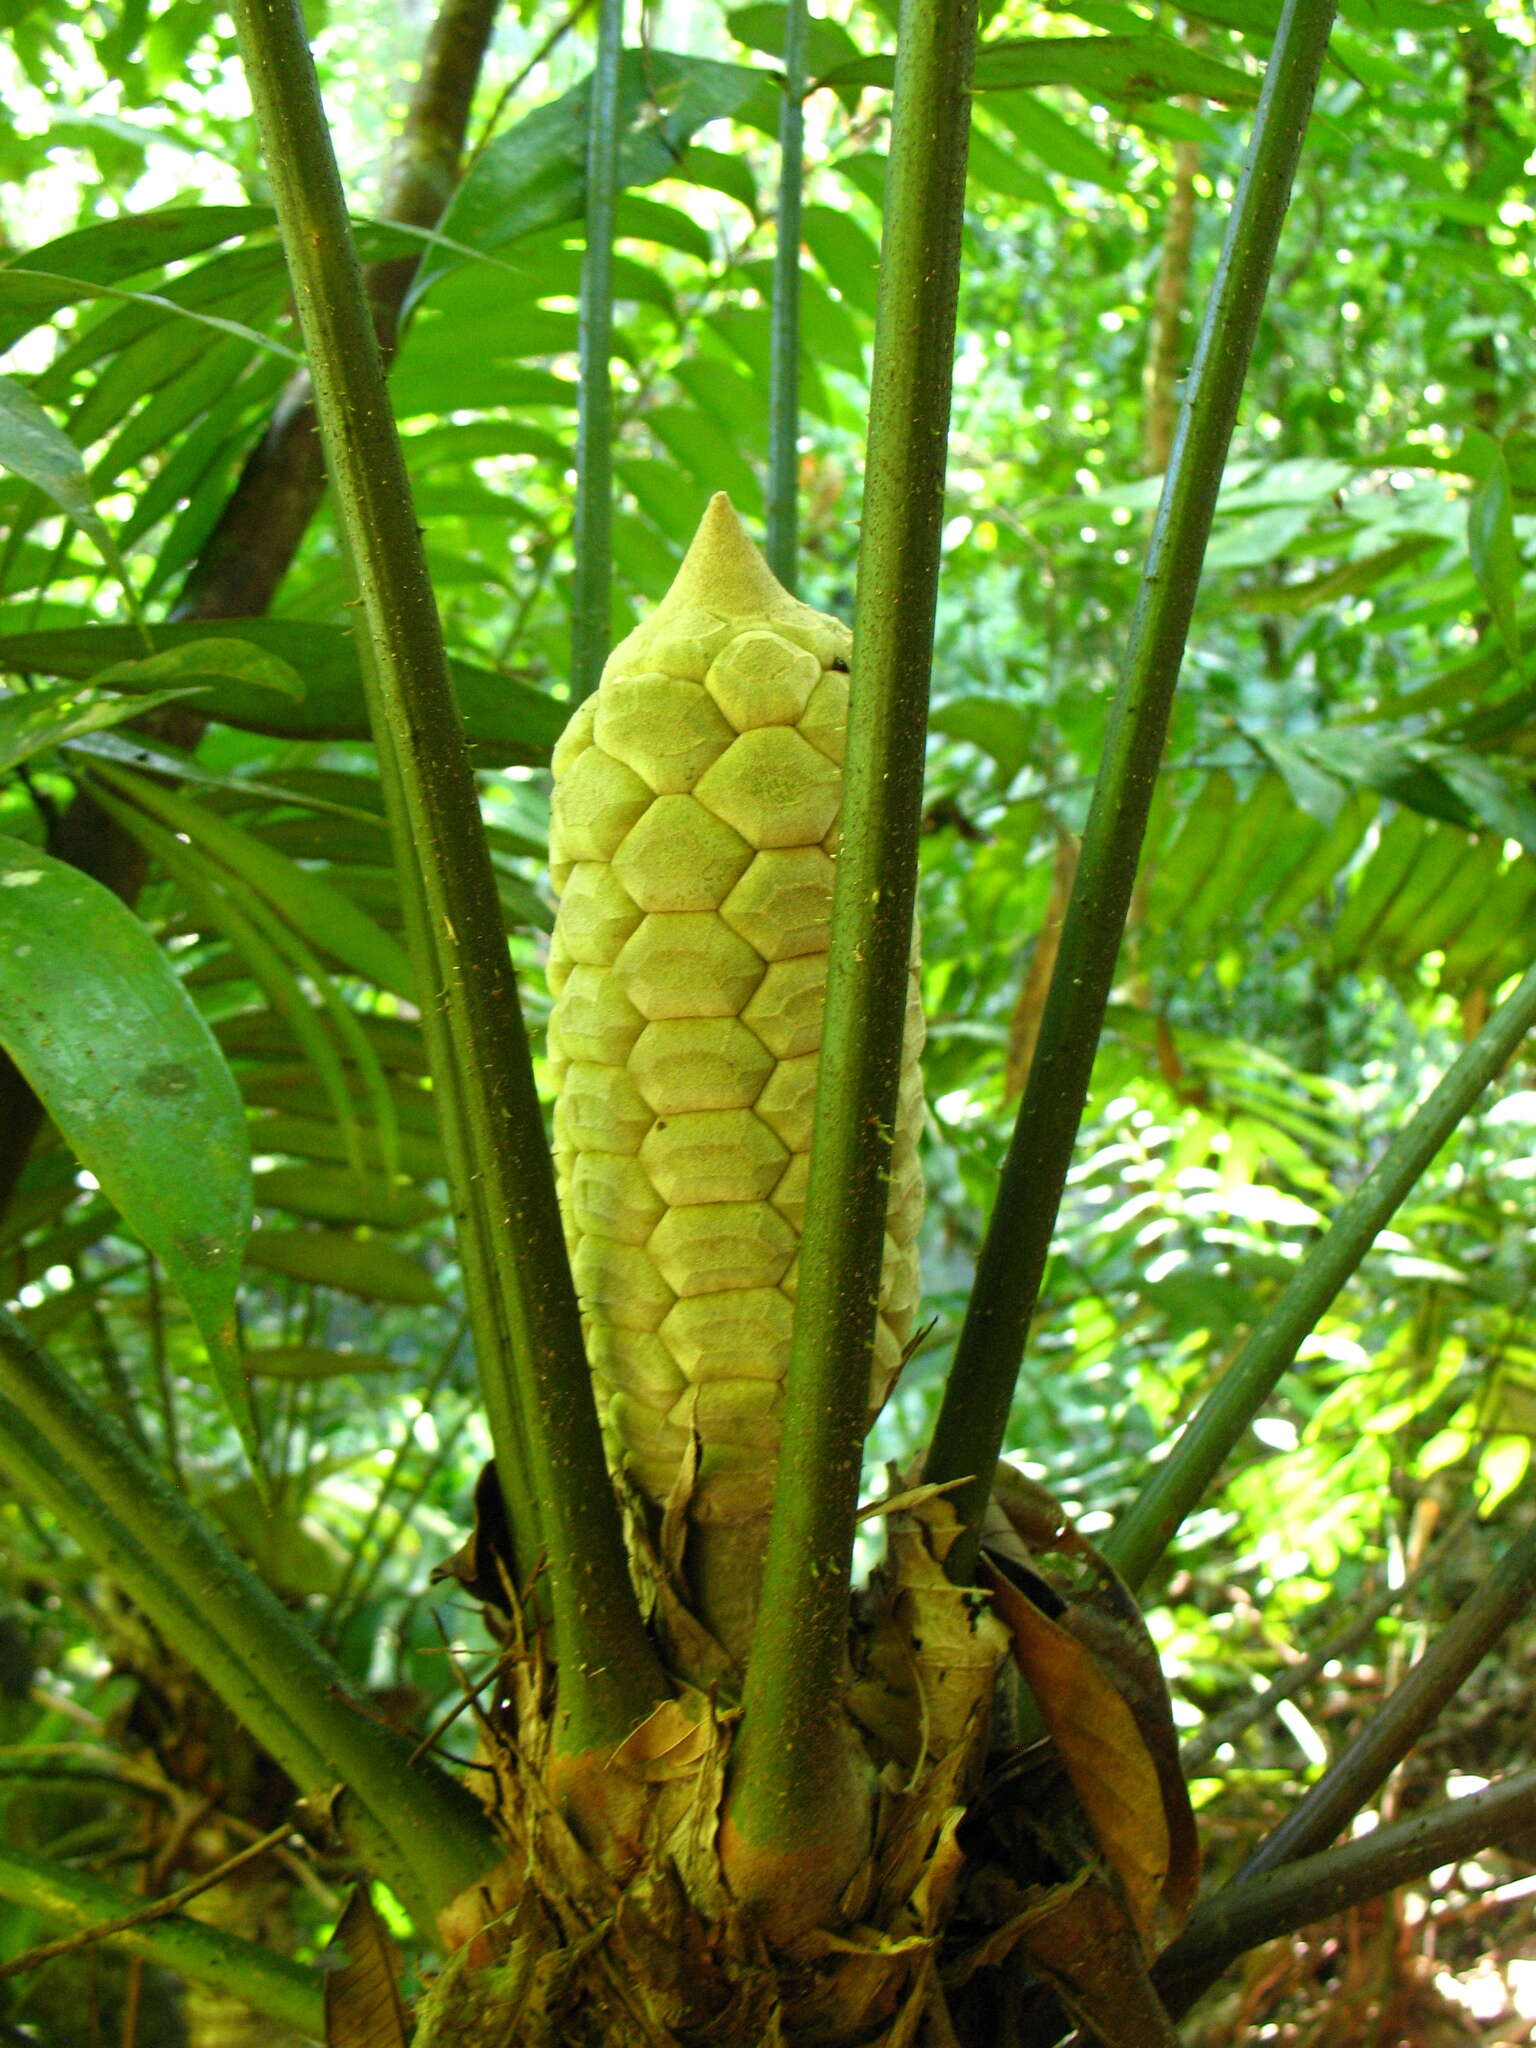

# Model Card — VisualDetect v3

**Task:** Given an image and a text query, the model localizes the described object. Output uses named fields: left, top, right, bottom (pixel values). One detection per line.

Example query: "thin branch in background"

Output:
left=1180, top=1507, right=1476, bottom=1775
left=1235, top=1515, right=1536, bottom=1885
left=1103, top=957, right=1536, bottom=1592
left=496, top=528, right=566, bottom=662
left=570, top=0, right=624, bottom=702
left=1148, top=1516, right=1536, bottom=2022
left=731, top=0, right=979, bottom=1868
left=1155, top=1763, right=1536, bottom=2017
left=278, top=1273, right=298, bottom=1347
left=0, top=1841, right=324, bottom=2040
left=0, top=1822, right=296, bottom=1985
left=467, top=0, right=595, bottom=165
left=287, top=1375, right=318, bottom=1506
left=142, top=1794, right=219, bottom=1903
left=319, top=1319, right=463, bottom=1644
left=221, top=1814, right=341, bottom=1916
left=408, top=1619, right=504, bottom=1767
left=119, top=1950, right=143, bottom=2048
left=0, top=1744, right=171, bottom=1805
left=327, top=1402, right=473, bottom=1651
left=335, top=1413, right=470, bottom=1632
left=86, top=1294, right=150, bottom=1458
left=0, top=1310, right=499, bottom=1925
left=922, top=0, right=1340, bottom=1579
left=24, top=1683, right=103, bottom=1732
left=764, top=0, right=807, bottom=586
left=269, top=1371, right=299, bottom=1504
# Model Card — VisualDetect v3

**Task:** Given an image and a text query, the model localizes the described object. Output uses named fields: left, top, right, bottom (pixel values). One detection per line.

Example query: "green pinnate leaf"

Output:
left=93, top=636, right=306, bottom=700
left=0, top=682, right=197, bottom=776
left=0, top=835, right=254, bottom=1458
left=0, top=375, right=131, bottom=593
left=1468, top=443, right=1522, bottom=668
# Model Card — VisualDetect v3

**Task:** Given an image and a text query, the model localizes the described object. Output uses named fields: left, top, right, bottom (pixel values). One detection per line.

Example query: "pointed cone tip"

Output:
left=662, top=492, right=788, bottom=619
left=595, top=490, right=848, bottom=691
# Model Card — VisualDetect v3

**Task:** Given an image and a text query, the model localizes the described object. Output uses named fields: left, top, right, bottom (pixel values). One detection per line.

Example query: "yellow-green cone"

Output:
left=547, top=494, right=924, bottom=1655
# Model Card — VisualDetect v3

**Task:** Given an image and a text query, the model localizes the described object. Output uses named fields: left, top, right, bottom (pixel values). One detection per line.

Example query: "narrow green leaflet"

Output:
left=0, top=274, right=302, bottom=366
left=616, top=194, right=713, bottom=264
left=244, top=1346, right=411, bottom=1380
left=729, top=2, right=864, bottom=80
left=222, top=1008, right=429, bottom=1073
left=1468, top=446, right=1522, bottom=668
left=0, top=835, right=254, bottom=1455
left=0, top=620, right=565, bottom=765
left=930, top=697, right=1036, bottom=786
left=973, top=32, right=1260, bottom=99
left=677, top=144, right=759, bottom=216
left=801, top=205, right=882, bottom=318
left=1434, top=751, right=1536, bottom=856
left=0, top=206, right=274, bottom=327
left=963, top=119, right=1059, bottom=205
left=94, top=637, right=306, bottom=700
left=251, top=1112, right=443, bottom=1179
left=225, top=877, right=404, bottom=1183
left=0, top=376, right=129, bottom=590
left=1271, top=728, right=1536, bottom=847
left=821, top=32, right=1259, bottom=102
left=210, top=1480, right=348, bottom=1599
left=1234, top=534, right=1442, bottom=615
left=62, top=730, right=389, bottom=825
left=91, top=790, right=393, bottom=1183
left=0, top=684, right=196, bottom=776
left=1260, top=733, right=1348, bottom=826
left=5, top=1205, right=117, bottom=1297
left=243, top=1230, right=440, bottom=1305
left=258, top=1162, right=441, bottom=1228
left=985, top=93, right=1126, bottom=187
left=423, top=51, right=777, bottom=296
left=94, top=765, right=416, bottom=1001
left=1179, top=0, right=1283, bottom=28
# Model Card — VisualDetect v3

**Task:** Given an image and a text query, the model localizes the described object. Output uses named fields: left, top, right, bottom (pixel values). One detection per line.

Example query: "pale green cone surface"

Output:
left=548, top=494, right=925, bottom=1656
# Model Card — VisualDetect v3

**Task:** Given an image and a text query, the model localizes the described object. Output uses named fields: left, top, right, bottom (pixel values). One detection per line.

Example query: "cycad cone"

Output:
left=547, top=495, right=924, bottom=1658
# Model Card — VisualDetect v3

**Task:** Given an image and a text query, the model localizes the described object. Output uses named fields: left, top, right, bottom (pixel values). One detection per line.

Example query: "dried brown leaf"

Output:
left=621, top=1449, right=734, bottom=1690
left=946, top=1867, right=1096, bottom=1989
left=851, top=1493, right=1008, bottom=1773
left=986, top=1461, right=1079, bottom=1559
left=324, top=1886, right=409, bottom=2048
left=611, top=1696, right=712, bottom=1782
left=1062, top=1606, right=1200, bottom=1936
left=982, top=1471, right=1200, bottom=1943
left=985, top=1566, right=1171, bottom=1949
left=857, top=1477, right=970, bottom=1523
left=429, top=1460, right=517, bottom=1617
left=1014, top=1865, right=1181, bottom=2048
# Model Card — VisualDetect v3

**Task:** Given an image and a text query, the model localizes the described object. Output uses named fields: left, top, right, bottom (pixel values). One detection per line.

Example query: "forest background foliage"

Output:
left=4, top=0, right=1536, bottom=2038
